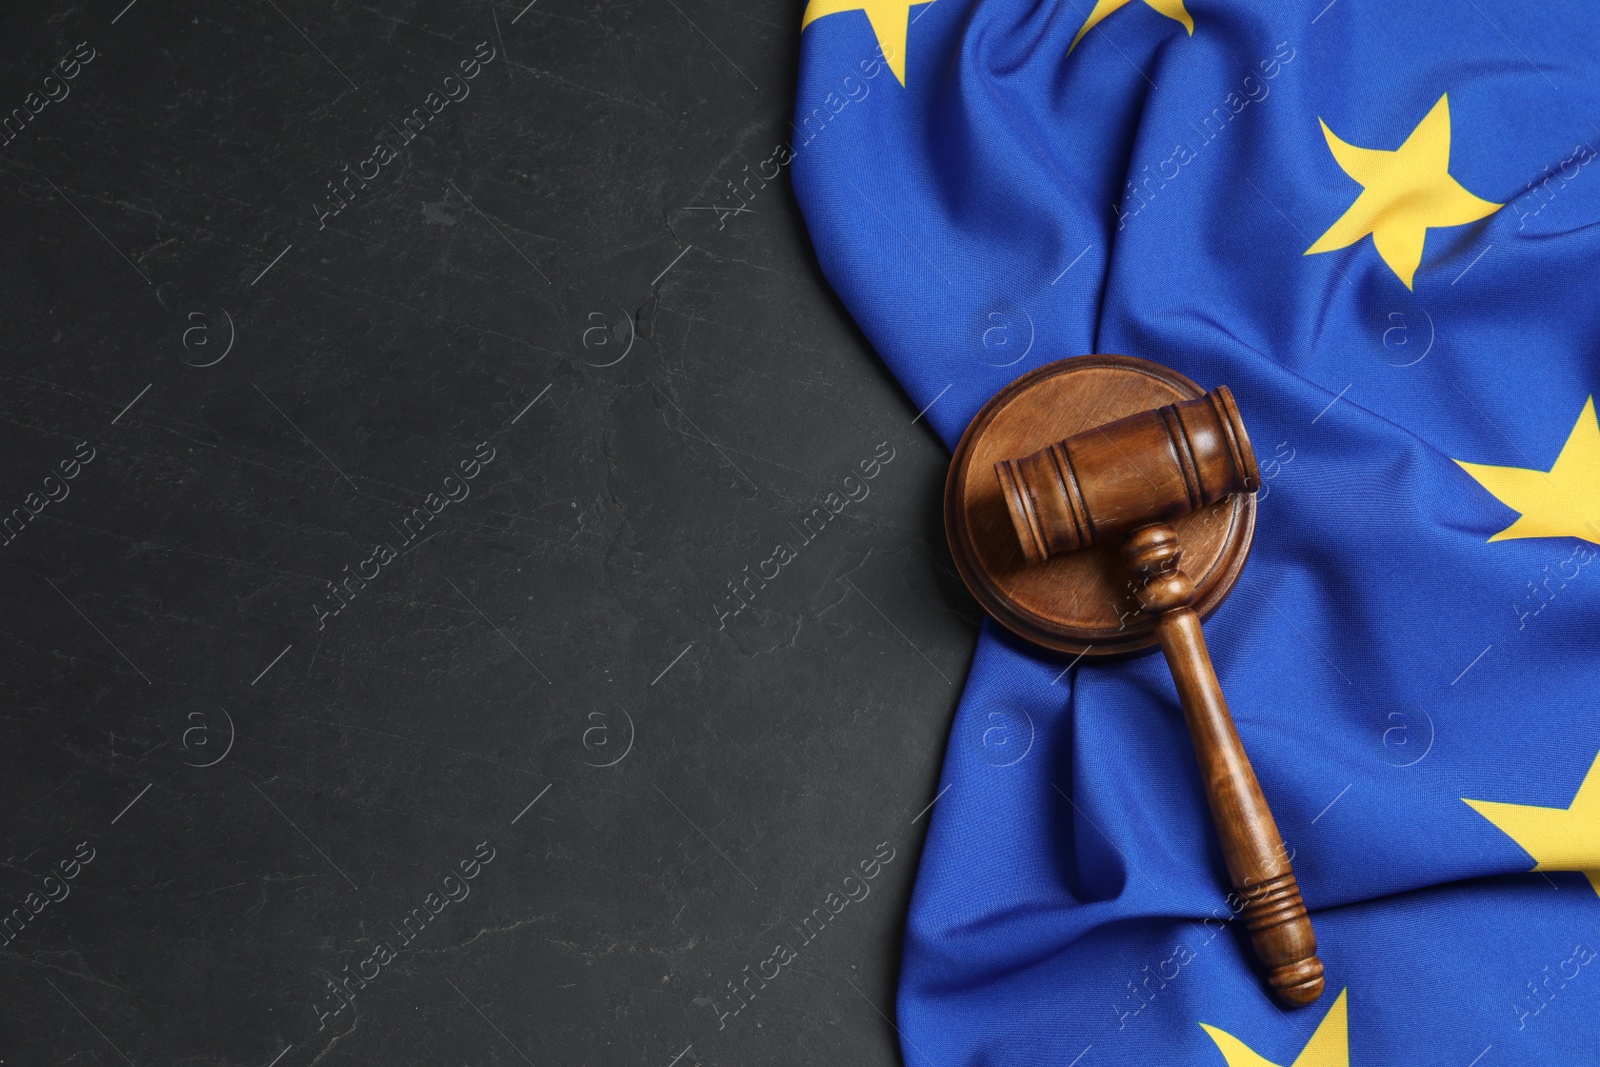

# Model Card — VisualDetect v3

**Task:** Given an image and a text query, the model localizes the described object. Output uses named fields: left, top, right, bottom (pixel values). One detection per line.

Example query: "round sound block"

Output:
left=945, top=355, right=1256, bottom=656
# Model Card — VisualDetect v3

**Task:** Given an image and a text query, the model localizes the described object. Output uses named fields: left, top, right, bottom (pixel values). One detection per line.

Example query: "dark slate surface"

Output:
left=0, top=2, right=978, bottom=1064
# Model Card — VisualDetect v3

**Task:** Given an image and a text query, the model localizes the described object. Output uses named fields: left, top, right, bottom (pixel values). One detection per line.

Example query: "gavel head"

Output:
left=994, top=387, right=1260, bottom=564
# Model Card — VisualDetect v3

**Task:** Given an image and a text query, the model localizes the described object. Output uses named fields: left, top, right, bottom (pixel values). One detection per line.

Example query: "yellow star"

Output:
left=1305, top=94, right=1501, bottom=289
left=1464, top=749, right=1600, bottom=898
left=1454, top=396, right=1600, bottom=545
left=1069, top=0, right=1193, bottom=53
left=800, top=0, right=929, bottom=85
left=1200, top=988, right=1350, bottom=1067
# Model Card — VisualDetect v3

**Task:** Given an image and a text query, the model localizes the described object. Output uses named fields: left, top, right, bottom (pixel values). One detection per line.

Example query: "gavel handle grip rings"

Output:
left=1122, top=524, right=1324, bottom=1006
left=990, top=385, right=1324, bottom=1006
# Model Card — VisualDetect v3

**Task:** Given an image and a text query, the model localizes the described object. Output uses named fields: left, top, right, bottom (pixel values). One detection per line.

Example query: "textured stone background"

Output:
left=0, top=2, right=977, bottom=1064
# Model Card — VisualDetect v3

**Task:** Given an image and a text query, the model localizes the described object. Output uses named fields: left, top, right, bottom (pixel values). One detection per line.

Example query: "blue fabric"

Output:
left=792, top=0, right=1600, bottom=1063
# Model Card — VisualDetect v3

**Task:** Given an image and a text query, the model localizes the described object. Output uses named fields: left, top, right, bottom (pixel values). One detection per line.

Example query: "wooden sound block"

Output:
left=945, top=355, right=1256, bottom=656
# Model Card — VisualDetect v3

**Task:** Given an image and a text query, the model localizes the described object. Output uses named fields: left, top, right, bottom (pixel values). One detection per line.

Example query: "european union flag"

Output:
left=791, top=0, right=1600, bottom=1063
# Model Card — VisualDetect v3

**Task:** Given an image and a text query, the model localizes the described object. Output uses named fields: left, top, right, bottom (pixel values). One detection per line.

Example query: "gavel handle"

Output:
left=1124, top=525, right=1325, bottom=1006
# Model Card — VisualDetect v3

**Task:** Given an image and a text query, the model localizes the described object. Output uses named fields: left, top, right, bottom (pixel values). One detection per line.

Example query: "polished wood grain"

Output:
left=945, top=354, right=1324, bottom=1007
left=945, top=356, right=1254, bottom=655
left=1122, top=524, right=1324, bottom=1006
left=995, top=388, right=1259, bottom=561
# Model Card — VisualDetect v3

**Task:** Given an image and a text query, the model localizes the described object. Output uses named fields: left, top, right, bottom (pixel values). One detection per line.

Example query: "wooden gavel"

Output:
left=991, top=386, right=1324, bottom=1006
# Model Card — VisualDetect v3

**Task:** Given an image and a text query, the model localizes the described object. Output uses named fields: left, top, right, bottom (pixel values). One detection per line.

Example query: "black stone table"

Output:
left=0, top=2, right=977, bottom=1064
